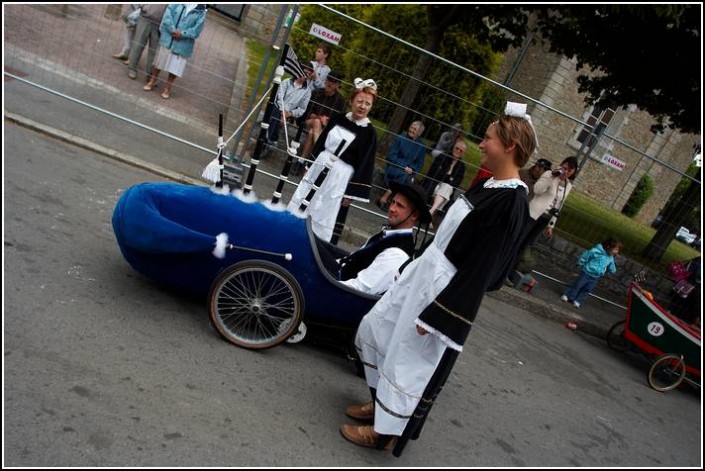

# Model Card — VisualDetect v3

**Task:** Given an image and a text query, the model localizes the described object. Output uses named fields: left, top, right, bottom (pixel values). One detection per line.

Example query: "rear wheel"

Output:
left=208, top=261, right=304, bottom=350
left=606, top=320, right=632, bottom=352
left=647, top=353, right=686, bottom=392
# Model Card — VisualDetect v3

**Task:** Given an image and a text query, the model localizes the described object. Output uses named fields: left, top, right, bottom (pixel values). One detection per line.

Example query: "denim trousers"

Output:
left=564, top=271, right=599, bottom=304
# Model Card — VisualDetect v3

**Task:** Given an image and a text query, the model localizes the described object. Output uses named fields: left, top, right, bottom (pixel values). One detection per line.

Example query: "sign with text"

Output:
left=601, top=154, right=626, bottom=171
left=309, top=23, right=342, bottom=45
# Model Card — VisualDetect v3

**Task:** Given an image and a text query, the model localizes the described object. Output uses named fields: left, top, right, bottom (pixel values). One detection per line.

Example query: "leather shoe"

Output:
left=340, top=424, right=396, bottom=450
left=346, top=401, right=374, bottom=421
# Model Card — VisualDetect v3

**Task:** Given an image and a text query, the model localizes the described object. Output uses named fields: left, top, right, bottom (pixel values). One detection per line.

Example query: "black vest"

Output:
left=338, top=231, right=415, bottom=281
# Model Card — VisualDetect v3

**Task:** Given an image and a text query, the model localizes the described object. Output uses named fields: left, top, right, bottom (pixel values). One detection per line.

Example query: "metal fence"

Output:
left=3, top=4, right=700, bottom=315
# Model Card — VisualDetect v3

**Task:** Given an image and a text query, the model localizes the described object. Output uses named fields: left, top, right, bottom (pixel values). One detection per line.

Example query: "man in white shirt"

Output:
left=321, top=182, right=431, bottom=295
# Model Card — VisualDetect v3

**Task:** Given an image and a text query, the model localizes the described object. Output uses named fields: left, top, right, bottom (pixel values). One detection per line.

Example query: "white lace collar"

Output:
left=483, top=177, right=529, bottom=193
left=345, top=112, right=371, bottom=127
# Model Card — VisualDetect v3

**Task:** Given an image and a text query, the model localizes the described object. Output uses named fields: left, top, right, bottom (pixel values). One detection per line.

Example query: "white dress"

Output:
left=355, top=178, right=527, bottom=436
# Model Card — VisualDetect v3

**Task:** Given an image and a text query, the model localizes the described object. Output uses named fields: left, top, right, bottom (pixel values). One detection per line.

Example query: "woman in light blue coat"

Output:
left=144, top=4, right=207, bottom=99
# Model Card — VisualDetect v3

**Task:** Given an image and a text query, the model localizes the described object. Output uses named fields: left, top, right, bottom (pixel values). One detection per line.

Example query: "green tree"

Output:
left=622, top=174, right=654, bottom=217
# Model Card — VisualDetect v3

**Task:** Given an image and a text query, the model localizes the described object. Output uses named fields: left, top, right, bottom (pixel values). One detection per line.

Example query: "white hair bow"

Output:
left=354, top=78, right=377, bottom=91
left=505, top=101, right=540, bottom=150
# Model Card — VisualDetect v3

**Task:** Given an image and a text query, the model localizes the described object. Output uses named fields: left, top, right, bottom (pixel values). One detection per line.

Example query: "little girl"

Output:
left=561, top=237, right=621, bottom=308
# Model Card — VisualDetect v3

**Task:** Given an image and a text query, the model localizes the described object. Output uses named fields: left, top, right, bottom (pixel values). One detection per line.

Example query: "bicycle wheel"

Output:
left=606, top=320, right=632, bottom=352
left=647, top=353, right=686, bottom=392
left=208, top=260, right=304, bottom=350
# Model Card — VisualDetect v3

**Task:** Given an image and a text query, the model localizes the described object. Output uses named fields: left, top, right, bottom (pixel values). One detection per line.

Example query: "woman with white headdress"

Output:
left=341, top=102, right=540, bottom=456
left=288, top=78, right=378, bottom=242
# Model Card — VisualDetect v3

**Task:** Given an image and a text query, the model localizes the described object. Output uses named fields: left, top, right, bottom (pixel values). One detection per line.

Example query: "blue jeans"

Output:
left=564, top=271, right=599, bottom=304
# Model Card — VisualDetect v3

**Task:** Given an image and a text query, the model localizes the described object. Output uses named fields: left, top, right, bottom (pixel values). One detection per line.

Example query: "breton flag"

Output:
left=283, top=44, right=305, bottom=79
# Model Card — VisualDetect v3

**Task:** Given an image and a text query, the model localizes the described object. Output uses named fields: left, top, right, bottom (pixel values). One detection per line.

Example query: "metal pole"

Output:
left=242, top=59, right=286, bottom=195
left=231, top=5, right=298, bottom=160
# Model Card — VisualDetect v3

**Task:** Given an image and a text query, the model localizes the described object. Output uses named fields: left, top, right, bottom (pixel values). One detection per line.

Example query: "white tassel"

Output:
left=202, top=158, right=223, bottom=183
left=213, top=232, right=229, bottom=259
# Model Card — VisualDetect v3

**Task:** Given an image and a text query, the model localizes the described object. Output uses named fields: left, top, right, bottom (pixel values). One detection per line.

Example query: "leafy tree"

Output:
left=534, top=5, right=700, bottom=134
left=642, top=163, right=701, bottom=261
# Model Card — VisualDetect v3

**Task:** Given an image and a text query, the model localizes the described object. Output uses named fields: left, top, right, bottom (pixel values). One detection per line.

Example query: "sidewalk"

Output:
left=3, top=4, right=626, bottom=341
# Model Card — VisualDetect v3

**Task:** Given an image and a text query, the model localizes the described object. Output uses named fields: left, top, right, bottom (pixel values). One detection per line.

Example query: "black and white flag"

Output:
left=283, top=44, right=305, bottom=79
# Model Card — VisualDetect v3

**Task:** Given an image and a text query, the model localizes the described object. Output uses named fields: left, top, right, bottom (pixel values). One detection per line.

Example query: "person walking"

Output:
left=561, top=237, right=621, bottom=308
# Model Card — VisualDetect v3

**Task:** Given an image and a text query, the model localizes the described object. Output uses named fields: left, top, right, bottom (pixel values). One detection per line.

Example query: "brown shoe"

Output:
left=340, top=424, right=396, bottom=450
left=346, top=401, right=374, bottom=421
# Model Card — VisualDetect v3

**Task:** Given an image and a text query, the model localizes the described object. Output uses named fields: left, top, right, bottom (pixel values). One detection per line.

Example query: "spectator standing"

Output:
left=421, top=139, right=467, bottom=219
left=287, top=78, right=379, bottom=242
left=377, top=121, right=426, bottom=209
left=526, top=156, right=578, bottom=240
left=342, top=102, right=537, bottom=455
left=127, top=4, right=167, bottom=81
left=112, top=4, right=140, bottom=62
left=430, top=122, right=462, bottom=158
left=518, top=158, right=553, bottom=200
left=561, top=237, right=621, bottom=308
left=307, top=43, right=332, bottom=91
left=143, top=4, right=207, bottom=100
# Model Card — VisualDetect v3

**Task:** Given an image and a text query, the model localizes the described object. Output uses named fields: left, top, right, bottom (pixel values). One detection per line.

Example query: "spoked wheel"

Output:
left=208, top=260, right=304, bottom=350
left=606, top=320, right=632, bottom=353
left=647, top=353, right=686, bottom=392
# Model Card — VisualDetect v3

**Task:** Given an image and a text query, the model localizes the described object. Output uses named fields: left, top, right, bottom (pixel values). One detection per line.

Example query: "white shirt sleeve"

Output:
left=341, top=248, right=409, bottom=295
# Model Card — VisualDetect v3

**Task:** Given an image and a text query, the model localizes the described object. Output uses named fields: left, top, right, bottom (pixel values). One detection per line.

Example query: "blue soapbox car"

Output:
left=112, top=182, right=380, bottom=350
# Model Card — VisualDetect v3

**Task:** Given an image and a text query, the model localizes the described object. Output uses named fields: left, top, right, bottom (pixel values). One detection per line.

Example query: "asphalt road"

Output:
left=3, top=120, right=701, bottom=467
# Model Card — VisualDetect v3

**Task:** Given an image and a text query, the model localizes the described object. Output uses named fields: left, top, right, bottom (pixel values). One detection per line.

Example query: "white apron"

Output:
left=355, top=195, right=474, bottom=436
left=287, top=150, right=354, bottom=242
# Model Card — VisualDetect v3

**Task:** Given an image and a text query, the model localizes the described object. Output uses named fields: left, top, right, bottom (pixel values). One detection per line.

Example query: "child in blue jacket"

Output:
left=561, top=237, right=621, bottom=308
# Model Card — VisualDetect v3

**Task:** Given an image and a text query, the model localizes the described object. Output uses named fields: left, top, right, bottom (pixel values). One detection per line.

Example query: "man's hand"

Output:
left=341, top=197, right=352, bottom=207
left=416, top=325, right=428, bottom=336
left=544, top=226, right=554, bottom=239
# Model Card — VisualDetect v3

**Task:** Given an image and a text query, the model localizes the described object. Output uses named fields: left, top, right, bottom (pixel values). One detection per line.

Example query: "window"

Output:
left=575, top=104, right=616, bottom=150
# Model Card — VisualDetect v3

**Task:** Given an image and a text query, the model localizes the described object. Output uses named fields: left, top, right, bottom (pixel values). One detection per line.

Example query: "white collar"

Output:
left=345, top=112, right=371, bottom=127
left=483, top=177, right=529, bottom=193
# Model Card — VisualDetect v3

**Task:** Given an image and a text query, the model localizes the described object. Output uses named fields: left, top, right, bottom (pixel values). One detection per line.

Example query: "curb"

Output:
left=488, top=287, right=610, bottom=340
left=5, top=112, right=205, bottom=187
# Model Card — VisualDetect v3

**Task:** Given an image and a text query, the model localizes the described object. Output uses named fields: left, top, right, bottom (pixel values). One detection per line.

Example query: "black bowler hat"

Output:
left=389, top=181, right=432, bottom=225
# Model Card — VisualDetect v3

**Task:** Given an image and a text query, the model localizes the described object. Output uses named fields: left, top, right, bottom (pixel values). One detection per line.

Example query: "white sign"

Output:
left=309, top=23, right=342, bottom=46
left=601, top=154, right=626, bottom=171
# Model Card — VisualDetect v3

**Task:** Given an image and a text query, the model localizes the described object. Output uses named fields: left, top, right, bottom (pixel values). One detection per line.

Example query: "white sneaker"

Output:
left=560, top=295, right=569, bottom=302
left=572, top=301, right=581, bottom=308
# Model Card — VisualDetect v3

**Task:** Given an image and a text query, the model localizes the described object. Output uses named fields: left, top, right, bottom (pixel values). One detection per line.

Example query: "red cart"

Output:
left=606, top=282, right=701, bottom=392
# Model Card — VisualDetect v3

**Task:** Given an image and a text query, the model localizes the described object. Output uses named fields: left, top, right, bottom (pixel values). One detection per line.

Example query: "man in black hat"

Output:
left=318, top=182, right=431, bottom=295
left=519, top=157, right=553, bottom=200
